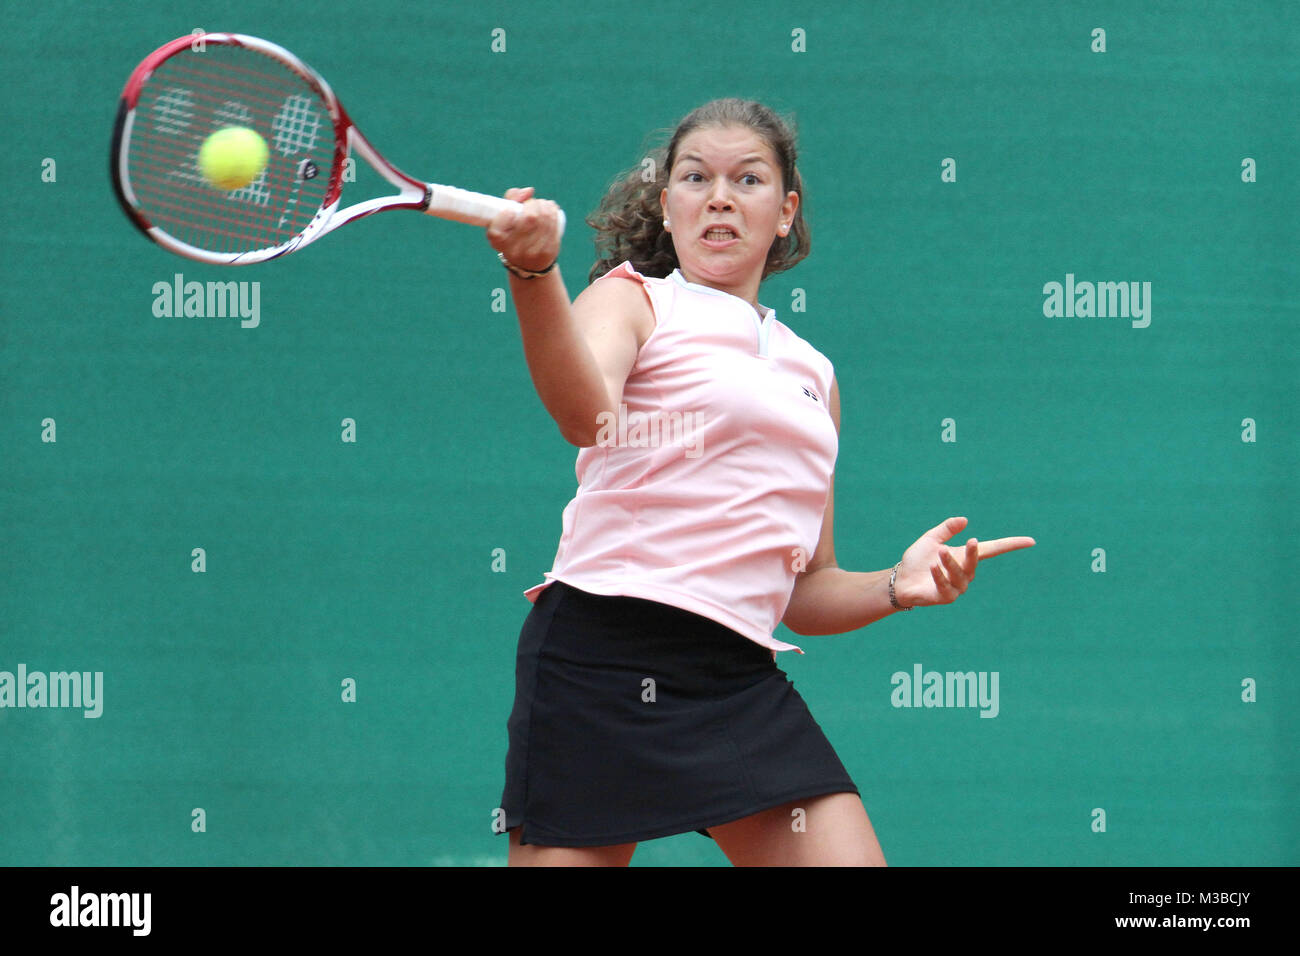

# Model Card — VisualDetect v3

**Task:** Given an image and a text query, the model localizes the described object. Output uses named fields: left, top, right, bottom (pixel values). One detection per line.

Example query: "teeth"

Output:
left=705, top=229, right=735, bottom=240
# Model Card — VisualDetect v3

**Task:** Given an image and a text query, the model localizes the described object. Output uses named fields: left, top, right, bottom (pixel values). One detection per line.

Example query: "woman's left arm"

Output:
left=781, top=377, right=1036, bottom=636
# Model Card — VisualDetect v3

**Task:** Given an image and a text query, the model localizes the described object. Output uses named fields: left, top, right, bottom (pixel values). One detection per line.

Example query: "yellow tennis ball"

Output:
left=198, top=126, right=269, bottom=191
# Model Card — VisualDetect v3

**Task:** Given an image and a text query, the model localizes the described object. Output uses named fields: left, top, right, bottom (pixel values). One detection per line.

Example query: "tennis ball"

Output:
left=198, top=126, right=269, bottom=191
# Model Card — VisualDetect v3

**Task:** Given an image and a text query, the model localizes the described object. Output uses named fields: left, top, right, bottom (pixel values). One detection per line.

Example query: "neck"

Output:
left=677, top=266, right=764, bottom=316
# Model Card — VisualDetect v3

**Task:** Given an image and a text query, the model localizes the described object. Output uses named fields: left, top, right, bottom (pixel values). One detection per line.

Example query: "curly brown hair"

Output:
left=587, top=99, right=809, bottom=284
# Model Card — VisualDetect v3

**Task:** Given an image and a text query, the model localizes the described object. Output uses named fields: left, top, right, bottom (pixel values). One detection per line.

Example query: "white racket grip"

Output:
left=424, top=183, right=566, bottom=236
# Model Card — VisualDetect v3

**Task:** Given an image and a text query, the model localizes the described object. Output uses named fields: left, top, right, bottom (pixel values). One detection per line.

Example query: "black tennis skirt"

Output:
left=499, top=580, right=858, bottom=847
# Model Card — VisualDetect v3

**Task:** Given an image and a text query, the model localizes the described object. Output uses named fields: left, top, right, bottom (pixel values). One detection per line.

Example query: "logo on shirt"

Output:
left=800, top=385, right=821, bottom=403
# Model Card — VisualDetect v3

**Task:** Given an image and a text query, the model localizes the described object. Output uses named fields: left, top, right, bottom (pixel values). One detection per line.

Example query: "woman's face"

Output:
left=660, top=125, right=798, bottom=300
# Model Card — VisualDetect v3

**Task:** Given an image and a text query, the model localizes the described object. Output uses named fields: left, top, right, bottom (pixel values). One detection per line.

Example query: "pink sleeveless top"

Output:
left=522, top=261, right=838, bottom=653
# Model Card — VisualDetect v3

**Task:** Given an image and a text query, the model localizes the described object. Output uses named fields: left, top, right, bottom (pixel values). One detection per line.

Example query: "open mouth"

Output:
left=702, top=225, right=738, bottom=243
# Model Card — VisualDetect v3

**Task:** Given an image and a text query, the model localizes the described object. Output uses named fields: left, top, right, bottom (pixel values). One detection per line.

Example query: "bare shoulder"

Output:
left=572, top=271, right=656, bottom=350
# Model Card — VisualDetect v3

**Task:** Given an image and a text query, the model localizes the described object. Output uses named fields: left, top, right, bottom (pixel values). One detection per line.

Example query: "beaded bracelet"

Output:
left=498, top=251, right=557, bottom=279
left=889, top=561, right=912, bottom=611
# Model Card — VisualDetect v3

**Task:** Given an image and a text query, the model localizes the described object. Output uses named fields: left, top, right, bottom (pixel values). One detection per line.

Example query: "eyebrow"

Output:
left=678, top=152, right=772, bottom=167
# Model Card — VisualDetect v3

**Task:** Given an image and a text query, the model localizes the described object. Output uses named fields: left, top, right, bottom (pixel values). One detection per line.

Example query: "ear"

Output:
left=780, top=189, right=799, bottom=234
left=660, top=187, right=670, bottom=230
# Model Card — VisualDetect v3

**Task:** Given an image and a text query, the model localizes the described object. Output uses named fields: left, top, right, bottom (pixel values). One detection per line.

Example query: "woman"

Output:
left=486, top=99, right=1034, bottom=866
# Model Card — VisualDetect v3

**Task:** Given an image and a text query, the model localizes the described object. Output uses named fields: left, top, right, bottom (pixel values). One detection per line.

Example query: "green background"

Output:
left=1, top=0, right=1295, bottom=866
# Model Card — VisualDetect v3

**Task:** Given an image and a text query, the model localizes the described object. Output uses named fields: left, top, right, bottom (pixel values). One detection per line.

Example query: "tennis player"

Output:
left=486, top=99, right=1035, bottom=866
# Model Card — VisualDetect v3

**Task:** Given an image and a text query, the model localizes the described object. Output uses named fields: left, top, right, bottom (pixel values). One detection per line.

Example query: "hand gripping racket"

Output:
left=111, top=32, right=564, bottom=265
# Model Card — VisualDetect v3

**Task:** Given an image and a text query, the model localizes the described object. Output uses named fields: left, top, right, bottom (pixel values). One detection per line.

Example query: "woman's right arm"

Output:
left=487, top=187, right=652, bottom=447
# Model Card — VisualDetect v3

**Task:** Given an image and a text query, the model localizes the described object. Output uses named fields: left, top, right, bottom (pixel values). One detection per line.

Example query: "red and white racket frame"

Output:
left=112, top=32, right=563, bottom=265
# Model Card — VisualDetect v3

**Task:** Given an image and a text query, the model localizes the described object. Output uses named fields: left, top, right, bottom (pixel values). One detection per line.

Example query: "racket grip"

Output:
left=425, top=184, right=566, bottom=236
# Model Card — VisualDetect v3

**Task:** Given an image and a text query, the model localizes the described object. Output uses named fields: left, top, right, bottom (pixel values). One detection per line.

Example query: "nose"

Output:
left=707, top=184, right=735, bottom=210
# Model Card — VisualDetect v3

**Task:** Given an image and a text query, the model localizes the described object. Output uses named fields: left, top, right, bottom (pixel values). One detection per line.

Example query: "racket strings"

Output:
left=125, top=43, right=339, bottom=256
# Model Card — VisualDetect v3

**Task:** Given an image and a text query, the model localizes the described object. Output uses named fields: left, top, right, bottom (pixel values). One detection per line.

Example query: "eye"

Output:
left=740, top=173, right=761, bottom=185
left=683, top=171, right=704, bottom=183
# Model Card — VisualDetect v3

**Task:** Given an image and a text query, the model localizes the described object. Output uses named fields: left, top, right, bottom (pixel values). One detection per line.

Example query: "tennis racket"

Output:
left=111, top=32, right=564, bottom=266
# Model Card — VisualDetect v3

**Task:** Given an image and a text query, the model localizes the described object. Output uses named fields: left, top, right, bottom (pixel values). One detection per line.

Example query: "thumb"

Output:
left=924, top=516, right=968, bottom=543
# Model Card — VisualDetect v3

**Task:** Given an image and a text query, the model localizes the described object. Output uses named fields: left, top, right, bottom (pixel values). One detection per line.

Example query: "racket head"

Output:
left=111, top=33, right=352, bottom=265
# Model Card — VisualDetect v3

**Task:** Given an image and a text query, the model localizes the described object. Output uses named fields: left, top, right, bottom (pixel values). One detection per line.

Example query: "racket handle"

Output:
left=424, top=184, right=566, bottom=236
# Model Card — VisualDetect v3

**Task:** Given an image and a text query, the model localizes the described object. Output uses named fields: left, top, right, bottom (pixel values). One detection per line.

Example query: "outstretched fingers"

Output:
left=974, top=536, right=1037, bottom=560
